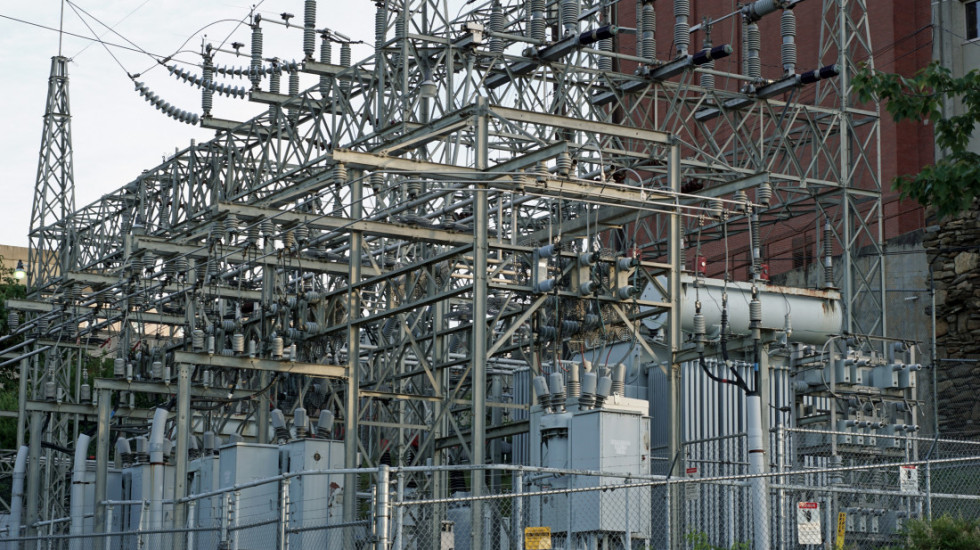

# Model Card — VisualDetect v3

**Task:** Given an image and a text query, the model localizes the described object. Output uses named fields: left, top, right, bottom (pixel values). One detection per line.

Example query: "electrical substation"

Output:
left=3, top=0, right=977, bottom=549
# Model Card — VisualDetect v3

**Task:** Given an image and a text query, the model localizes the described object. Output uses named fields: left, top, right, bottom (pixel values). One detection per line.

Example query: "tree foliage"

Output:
left=852, top=62, right=980, bottom=219
left=896, top=514, right=980, bottom=550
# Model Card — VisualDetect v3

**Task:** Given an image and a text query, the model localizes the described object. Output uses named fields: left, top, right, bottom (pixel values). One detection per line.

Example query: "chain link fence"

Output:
left=2, top=429, right=978, bottom=549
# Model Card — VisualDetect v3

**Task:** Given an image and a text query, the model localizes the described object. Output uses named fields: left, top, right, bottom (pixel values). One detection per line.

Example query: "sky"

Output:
left=0, top=1, right=376, bottom=248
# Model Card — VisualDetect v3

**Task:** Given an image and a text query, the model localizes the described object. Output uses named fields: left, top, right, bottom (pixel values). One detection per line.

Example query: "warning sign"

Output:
left=525, top=527, right=552, bottom=550
left=797, top=502, right=821, bottom=545
left=900, top=465, right=919, bottom=494
left=685, top=467, right=699, bottom=501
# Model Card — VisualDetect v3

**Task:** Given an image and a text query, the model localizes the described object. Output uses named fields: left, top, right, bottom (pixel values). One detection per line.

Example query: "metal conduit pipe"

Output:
left=746, top=394, right=770, bottom=550
left=8, top=446, right=27, bottom=549
left=148, top=408, right=169, bottom=549
left=69, top=434, right=91, bottom=550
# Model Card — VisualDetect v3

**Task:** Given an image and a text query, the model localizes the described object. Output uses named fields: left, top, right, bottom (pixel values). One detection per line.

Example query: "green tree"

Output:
left=852, top=62, right=980, bottom=219
left=896, top=515, right=980, bottom=550
left=0, top=257, right=26, bottom=450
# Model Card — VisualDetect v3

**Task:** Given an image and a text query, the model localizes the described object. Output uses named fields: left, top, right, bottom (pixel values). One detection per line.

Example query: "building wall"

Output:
left=612, top=1, right=931, bottom=276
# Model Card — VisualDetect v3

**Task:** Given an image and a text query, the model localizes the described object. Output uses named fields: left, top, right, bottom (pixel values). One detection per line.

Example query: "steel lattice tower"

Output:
left=3, top=0, right=885, bottom=545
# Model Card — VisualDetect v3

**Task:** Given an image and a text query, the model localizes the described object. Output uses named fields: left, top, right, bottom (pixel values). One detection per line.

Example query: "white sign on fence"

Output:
left=900, top=465, right=919, bottom=494
left=685, top=467, right=699, bottom=501
left=797, top=501, right=822, bottom=545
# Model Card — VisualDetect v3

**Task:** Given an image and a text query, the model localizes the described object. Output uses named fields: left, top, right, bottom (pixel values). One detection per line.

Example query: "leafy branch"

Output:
left=852, top=62, right=980, bottom=219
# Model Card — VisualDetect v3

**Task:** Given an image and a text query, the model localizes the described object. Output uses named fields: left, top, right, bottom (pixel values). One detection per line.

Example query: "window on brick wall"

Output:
left=968, top=1, right=979, bottom=40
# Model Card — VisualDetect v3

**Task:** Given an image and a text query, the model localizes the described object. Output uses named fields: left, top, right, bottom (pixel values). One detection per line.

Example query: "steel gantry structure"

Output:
left=5, top=0, right=882, bottom=545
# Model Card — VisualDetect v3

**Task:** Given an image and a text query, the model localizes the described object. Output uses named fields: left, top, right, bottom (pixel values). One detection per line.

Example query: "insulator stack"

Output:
left=294, top=407, right=309, bottom=438
left=567, top=363, right=580, bottom=398
left=734, top=189, right=749, bottom=211
left=781, top=9, right=797, bottom=74
left=674, top=0, right=690, bottom=55
left=212, top=62, right=295, bottom=78
left=320, top=34, right=332, bottom=97
left=641, top=2, right=656, bottom=61
left=294, top=225, right=309, bottom=245
left=151, top=361, right=163, bottom=379
left=561, top=0, right=579, bottom=36
left=272, top=336, right=284, bottom=358
left=45, top=366, right=56, bottom=400
left=824, top=221, right=834, bottom=288
left=751, top=214, right=762, bottom=275
left=317, top=410, right=334, bottom=438
left=598, top=35, right=613, bottom=72
left=757, top=181, right=772, bottom=206
left=700, top=35, right=716, bottom=89
left=694, top=310, right=706, bottom=350
left=175, top=256, right=188, bottom=275
left=288, top=68, right=300, bottom=125
left=556, top=151, right=572, bottom=177
left=114, top=357, right=126, bottom=378
left=530, top=0, right=546, bottom=42
left=269, top=67, right=281, bottom=118
left=80, top=370, right=91, bottom=402
left=375, top=4, right=386, bottom=49
left=612, top=363, right=626, bottom=396
left=340, top=43, right=352, bottom=94
left=134, top=82, right=201, bottom=125
left=261, top=219, right=276, bottom=238
left=224, top=214, right=239, bottom=236
left=170, top=65, right=241, bottom=93
left=549, top=372, right=566, bottom=411
left=370, top=172, right=385, bottom=195
left=334, top=163, right=348, bottom=185
left=250, top=21, right=264, bottom=90
left=405, top=180, right=422, bottom=198
left=202, top=56, right=214, bottom=116
left=489, top=1, right=504, bottom=53
left=594, top=376, right=612, bottom=408
left=271, top=409, right=290, bottom=443
left=303, top=0, right=317, bottom=60
left=536, top=161, right=549, bottom=182
left=579, top=371, right=597, bottom=409
left=7, top=311, right=18, bottom=330
left=745, top=22, right=761, bottom=80
left=192, top=329, right=205, bottom=351
left=395, top=16, right=406, bottom=40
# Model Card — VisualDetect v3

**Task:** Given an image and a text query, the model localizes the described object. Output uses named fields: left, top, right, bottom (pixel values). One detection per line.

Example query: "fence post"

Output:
left=624, top=478, right=631, bottom=550
left=232, top=491, right=241, bottom=550
left=375, top=465, right=390, bottom=550
left=219, top=493, right=230, bottom=550
left=664, top=479, right=672, bottom=550
left=104, top=504, right=113, bottom=550
left=394, top=471, right=405, bottom=550
left=187, top=500, right=197, bottom=550
left=512, top=472, right=523, bottom=550
left=279, top=478, right=290, bottom=550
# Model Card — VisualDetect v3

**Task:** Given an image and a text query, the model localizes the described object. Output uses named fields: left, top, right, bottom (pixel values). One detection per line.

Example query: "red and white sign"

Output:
left=797, top=502, right=821, bottom=545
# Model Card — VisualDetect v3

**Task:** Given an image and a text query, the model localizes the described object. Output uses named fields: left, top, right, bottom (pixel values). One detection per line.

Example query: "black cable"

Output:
left=65, top=1, right=132, bottom=77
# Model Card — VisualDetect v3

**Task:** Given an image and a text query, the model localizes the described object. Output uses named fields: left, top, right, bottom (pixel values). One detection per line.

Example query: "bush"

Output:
left=898, top=514, right=980, bottom=550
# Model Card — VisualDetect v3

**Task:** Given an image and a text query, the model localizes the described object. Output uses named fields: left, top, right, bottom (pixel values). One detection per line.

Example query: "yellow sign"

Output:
left=836, top=511, right=847, bottom=549
left=525, top=526, right=552, bottom=550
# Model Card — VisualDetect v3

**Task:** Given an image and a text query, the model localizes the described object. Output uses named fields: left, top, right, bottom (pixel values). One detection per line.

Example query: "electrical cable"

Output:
left=65, top=1, right=133, bottom=76
left=70, top=0, right=151, bottom=60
